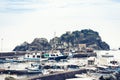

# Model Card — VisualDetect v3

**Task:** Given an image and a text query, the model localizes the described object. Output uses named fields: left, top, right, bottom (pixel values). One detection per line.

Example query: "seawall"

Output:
left=21, top=69, right=86, bottom=80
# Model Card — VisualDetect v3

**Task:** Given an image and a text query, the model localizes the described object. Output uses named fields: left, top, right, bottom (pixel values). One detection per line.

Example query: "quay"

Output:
left=0, top=69, right=31, bottom=75
left=21, top=69, right=87, bottom=80
left=0, top=51, right=26, bottom=57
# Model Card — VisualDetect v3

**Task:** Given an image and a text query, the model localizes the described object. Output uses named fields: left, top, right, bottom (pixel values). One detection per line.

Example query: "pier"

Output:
left=0, top=68, right=87, bottom=80
left=21, top=69, right=86, bottom=80
left=0, top=69, right=30, bottom=75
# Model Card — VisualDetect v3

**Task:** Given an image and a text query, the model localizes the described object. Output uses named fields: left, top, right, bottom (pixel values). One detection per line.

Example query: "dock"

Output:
left=0, top=68, right=86, bottom=80
left=20, top=69, right=86, bottom=80
left=0, top=69, right=42, bottom=75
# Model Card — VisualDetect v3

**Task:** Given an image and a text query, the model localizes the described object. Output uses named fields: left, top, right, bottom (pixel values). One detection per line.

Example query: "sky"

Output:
left=0, top=0, right=120, bottom=51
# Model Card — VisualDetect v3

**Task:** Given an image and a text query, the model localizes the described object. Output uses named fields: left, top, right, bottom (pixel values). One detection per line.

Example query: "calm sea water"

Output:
left=0, top=50, right=120, bottom=80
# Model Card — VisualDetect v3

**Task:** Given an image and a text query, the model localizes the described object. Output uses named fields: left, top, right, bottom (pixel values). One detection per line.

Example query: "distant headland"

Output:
left=13, top=29, right=110, bottom=51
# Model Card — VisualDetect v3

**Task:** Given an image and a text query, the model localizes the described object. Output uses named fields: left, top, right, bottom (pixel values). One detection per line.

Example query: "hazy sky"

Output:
left=0, top=0, right=120, bottom=51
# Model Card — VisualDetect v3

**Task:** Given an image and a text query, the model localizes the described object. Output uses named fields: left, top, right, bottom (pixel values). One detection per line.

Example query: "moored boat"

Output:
left=66, top=77, right=96, bottom=80
left=45, top=50, right=68, bottom=61
left=24, top=52, right=41, bottom=61
left=101, top=53, right=114, bottom=57
left=25, top=63, right=43, bottom=74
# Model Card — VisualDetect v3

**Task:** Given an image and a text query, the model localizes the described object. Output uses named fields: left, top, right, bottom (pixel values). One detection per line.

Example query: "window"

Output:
left=33, top=55, right=35, bottom=58
left=37, top=55, right=40, bottom=58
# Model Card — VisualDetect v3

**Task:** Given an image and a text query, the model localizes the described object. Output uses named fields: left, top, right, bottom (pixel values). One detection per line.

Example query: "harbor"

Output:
left=0, top=0, right=120, bottom=79
left=0, top=50, right=120, bottom=80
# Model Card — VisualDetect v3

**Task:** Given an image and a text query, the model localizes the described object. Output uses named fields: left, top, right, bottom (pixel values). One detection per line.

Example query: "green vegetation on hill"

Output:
left=13, top=29, right=110, bottom=51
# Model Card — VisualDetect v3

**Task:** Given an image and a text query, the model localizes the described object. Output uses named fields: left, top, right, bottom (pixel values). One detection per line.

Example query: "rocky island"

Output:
left=13, top=29, right=110, bottom=51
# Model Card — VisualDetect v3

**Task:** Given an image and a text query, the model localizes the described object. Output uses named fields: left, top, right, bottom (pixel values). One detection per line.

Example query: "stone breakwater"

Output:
left=21, top=69, right=86, bottom=80
left=0, top=51, right=26, bottom=58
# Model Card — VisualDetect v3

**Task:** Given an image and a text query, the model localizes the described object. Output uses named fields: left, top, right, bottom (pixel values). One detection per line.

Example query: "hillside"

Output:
left=13, top=29, right=110, bottom=51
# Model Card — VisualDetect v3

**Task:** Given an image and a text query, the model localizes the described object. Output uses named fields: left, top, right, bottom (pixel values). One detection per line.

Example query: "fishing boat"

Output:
left=96, top=65, right=115, bottom=73
left=25, top=63, right=43, bottom=74
left=46, top=50, right=68, bottom=61
left=24, top=52, right=41, bottom=61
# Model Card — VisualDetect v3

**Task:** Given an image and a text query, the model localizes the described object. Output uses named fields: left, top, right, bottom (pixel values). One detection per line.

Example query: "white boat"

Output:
left=105, top=60, right=119, bottom=68
left=24, top=52, right=41, bottom=61
left=5, top=57, right=25, bottom=63
left=101, top=53, right=114, bottom=57
left=25, top=64, right=42, bottom=74
left=27, top=68, right=42, bottom=74
left=109, top=60, right=119, bottom=65
left=75, top=73, right=97, bottom=80
left=75, top=74, right=88, bottom=78
left=66, top=77, right=96, bottom=80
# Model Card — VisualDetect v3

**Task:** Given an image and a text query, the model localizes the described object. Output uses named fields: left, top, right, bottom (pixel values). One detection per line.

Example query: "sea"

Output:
left=0, top=50, right=120, bottom=80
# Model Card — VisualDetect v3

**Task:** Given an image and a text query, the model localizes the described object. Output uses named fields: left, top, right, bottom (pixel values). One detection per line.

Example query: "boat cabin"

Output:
left=24, top=52, right=41, bottom=61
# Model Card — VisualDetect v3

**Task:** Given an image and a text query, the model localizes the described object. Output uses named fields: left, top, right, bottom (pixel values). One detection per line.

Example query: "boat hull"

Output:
left=48, top=56, right=68, bottom=61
